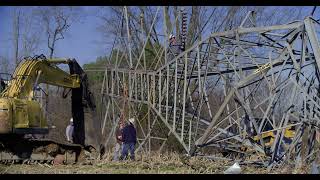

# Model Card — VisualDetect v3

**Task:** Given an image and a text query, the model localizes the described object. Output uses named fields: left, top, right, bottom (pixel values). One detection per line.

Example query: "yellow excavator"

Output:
left=0, top=55, right=102, bottom=164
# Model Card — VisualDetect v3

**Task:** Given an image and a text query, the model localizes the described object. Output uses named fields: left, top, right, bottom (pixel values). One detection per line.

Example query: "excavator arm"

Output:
left=1, top=58, right=80, bottom=99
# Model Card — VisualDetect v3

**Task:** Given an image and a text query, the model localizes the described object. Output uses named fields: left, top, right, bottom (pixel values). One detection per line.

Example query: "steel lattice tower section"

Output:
left=100, top=7, right=320, bottom=169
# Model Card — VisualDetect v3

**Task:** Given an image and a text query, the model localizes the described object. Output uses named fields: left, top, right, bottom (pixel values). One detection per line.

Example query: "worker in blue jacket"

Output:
left=120, top=118, right=137, bottom=160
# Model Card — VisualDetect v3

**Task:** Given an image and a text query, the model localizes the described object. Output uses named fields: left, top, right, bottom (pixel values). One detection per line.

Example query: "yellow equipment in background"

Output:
left=253, top=126, right=296, bottom=147
left=0, top=58, right=80, bottom=134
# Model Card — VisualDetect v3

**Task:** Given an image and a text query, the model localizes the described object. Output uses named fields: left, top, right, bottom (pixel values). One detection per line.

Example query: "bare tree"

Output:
left=30, top=6, right=83, bottom=125
left=35, top=6, right=82, bottom=58
left=0, top=56, right=10, bottom=74
left=8, top=7, right=43, bottom=68
left=20, top=8, right=42, bottom=58
left=12, top=7, right=21, bottom=67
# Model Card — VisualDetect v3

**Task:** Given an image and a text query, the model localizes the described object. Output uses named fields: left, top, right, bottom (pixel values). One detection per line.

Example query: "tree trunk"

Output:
left=13, top=9, right=21, bottom=68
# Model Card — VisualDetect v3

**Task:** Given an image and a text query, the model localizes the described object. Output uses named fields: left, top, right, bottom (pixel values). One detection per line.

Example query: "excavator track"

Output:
left=0, top=135, right=87, bottom=165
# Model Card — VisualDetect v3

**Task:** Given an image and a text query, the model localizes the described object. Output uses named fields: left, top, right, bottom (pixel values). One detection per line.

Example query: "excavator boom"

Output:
left=1, top=58, right=80, bottom=99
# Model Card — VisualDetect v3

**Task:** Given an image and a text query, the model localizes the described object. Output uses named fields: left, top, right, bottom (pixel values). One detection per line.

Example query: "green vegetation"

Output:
left=83, top=56, right=107, bottom=83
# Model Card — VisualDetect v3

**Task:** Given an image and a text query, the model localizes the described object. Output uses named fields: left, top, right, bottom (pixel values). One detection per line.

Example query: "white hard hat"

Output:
left=169, top=34, right=175, bottom=39
left=129, top=118, right=135, bottom=124
left=70, top=118, right=73, bottom=123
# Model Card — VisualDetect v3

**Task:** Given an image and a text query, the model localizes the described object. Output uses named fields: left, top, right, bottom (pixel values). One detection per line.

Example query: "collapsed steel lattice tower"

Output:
left=100, top=7, right=320, bottom=169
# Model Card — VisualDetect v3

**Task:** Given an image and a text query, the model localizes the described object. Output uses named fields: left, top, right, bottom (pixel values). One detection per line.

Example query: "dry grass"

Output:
left=0, top=151, right=308, bottom=174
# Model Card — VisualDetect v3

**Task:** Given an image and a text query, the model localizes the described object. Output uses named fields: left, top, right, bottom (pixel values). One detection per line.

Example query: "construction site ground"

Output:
left=0, top=152, right=310, bottom=174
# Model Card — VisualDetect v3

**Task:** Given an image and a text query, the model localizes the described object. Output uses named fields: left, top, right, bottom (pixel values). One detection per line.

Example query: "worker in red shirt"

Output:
left=113, top=116, right=125, bottom=161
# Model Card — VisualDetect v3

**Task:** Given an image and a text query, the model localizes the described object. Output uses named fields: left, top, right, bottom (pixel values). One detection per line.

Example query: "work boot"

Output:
left=130, top=156, right=135, bottom=161
left=119, top=156, right=124, bottom=161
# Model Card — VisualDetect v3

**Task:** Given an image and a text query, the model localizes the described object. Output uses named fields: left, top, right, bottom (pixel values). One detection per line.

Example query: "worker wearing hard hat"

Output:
left=66, top=118, right=74, bottom=143
left=168, top=34, right=182, bottom=57
left=120, top=118, right=137, bottom=160
left=169, top=34, right=176, bottom=44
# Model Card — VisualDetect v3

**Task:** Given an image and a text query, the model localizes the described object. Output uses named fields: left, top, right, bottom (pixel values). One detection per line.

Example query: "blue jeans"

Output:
left=120, top=142, right=135, bottom=160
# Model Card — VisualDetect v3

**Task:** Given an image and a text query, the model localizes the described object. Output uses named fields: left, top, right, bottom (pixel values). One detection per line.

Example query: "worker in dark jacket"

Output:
left=120, top=118, right=137, bottom=160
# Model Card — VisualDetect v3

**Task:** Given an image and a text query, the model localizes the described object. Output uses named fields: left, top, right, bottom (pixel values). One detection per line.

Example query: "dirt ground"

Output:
left=0, top=152, right=310, bottom=174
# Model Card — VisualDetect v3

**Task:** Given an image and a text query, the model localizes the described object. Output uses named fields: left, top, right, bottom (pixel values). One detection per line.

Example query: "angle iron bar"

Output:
left=156, top=22, right=303, bottom=74
left=181, top=54, right=188, bottom=140
left=305, top=17, right=320, bottom=78
left=134, top=7, right=160, bottom=71
left=149, top=103, right=189, bottom=152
